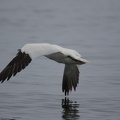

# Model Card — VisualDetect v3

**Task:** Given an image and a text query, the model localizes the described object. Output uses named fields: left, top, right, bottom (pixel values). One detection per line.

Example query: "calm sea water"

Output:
left=0, top=0, right=120, bottom=120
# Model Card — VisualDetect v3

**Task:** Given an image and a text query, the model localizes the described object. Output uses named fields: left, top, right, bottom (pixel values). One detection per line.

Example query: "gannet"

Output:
left=0, top=43, right=89, bottom=95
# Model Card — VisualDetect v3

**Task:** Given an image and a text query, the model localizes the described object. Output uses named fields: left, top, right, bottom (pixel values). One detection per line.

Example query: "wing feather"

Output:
left=0, top=43, right=60, bottom=83
left=62, top=65, right=80, bottom=96
left=0, top=50, right=32, bottom=83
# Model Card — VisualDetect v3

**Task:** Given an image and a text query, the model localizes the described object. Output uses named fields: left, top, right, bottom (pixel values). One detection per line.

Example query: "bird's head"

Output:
left=64, top=49, right=89, bottom=65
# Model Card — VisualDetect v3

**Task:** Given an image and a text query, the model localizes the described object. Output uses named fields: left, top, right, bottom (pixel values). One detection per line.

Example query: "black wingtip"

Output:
left=62, top=65, right=79, bottom=96
left=0, top=50, right=32, bottom=83
left=62, top=75, right=71, bottom=96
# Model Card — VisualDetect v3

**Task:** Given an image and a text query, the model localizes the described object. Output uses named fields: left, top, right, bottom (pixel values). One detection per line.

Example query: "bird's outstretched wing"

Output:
left=0, top=43, right=60, bottom=83
left=62, top=65, right=80, bottom=96
left=0, top=50, right=32, bottom=83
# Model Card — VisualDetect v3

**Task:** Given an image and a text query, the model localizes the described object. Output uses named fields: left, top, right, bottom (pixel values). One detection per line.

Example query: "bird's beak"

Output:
left=80, top=58, right=90, bottom=64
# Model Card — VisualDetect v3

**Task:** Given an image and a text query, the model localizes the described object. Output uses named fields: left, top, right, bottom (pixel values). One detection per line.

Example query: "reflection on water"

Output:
left=61, top=97, right=80, bottom=120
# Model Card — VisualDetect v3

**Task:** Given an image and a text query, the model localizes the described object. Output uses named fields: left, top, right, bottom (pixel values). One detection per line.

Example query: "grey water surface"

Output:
left=0, top=0, right=120, bottom=120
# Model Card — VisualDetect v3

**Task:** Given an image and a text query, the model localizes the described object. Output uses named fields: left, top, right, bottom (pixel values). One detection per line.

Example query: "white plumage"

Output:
left=0, top=43, right=89, bottom=95
left=21, top=43, right=59, bottom=59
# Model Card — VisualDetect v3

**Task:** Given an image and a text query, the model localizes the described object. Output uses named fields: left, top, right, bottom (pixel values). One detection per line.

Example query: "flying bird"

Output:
left=0, top=43, right=89, bottom=95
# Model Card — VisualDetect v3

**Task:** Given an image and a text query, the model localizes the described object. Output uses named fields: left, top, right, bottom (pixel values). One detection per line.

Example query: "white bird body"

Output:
left=21, top=43, right=59, bottom=59
left=21, top=43, right=88, bottom=64
left=0, top=43, right=89, bottom=95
